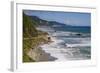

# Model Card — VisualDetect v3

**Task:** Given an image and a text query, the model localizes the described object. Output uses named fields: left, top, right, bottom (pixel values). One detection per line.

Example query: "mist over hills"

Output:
left=28, top=14, right=90, bottom=28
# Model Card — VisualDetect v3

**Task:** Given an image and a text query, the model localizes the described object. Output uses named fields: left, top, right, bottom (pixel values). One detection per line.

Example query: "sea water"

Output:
left=37, top=25, right=91, bottom=61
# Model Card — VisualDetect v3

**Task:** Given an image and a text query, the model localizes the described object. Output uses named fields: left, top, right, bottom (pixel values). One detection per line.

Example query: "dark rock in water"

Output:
left=76, top=33, right=82, bottom=36
left=48, top=37, right=51, bottom=40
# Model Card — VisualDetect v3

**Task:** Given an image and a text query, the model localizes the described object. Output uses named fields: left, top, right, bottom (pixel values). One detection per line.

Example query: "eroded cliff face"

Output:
left=26, top=35, right=55, bottom=62
left=23, top=12, right=53, bottom=62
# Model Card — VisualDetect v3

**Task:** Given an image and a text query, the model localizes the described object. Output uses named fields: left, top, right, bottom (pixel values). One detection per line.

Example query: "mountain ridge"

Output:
left=27, top=15, right=90, bottom=28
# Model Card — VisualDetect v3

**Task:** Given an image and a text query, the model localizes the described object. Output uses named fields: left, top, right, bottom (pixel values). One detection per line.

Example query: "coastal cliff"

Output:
left=23, top=12, right=53, bottom=62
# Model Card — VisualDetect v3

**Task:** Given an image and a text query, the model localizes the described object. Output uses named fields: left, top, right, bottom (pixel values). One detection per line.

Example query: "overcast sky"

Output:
left=23, top=10, right=91, bottom=26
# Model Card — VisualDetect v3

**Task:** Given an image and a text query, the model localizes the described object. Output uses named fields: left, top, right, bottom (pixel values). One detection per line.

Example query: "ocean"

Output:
left=37, top=25, right=91, bottom=61
left=53, top=26, right=91, bottom=33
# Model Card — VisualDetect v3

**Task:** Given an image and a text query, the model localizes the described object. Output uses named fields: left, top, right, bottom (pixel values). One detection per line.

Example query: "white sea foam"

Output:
left=40, top=36, right=90, bottom=61
left=66, top=43, right=90, bottom=48
left=37, top=26, right=91, bottom=61
left=40, top=37, right=68, bottom=61
left=52, top=31, right=72, bottom=36
left=36, top=26, right=54, bottom=32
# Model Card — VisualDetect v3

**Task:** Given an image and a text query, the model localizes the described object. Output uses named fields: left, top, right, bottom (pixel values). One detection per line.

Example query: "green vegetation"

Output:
left=23, top=13, right=38, bottom=38
left=23, top=12, right=49, bottom=62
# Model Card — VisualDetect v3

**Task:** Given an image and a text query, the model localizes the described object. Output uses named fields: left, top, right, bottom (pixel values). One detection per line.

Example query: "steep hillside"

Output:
left=23, top=13, right=38, bottom=38
left=23, top=13, right=50, bottom=62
